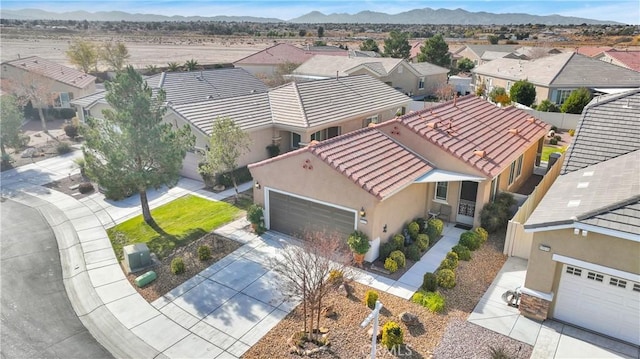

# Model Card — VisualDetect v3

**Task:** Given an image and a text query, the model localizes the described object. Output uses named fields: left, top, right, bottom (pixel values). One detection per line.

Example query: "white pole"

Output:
left=361, top=300, right=383, bottom=359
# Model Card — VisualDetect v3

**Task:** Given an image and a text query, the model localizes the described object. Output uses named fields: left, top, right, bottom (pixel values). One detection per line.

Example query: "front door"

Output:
left=457, top=181, right=478, bottom=225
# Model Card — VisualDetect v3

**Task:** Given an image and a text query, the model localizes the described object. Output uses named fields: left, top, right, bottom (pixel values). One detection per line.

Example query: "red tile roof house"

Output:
left=233, top=43, right=347, bottom=77
left=597, top=49, right=640, bottom=72
left=1, top=56, right=96, bottom=110
left=249, top=95, right=548, bottom=261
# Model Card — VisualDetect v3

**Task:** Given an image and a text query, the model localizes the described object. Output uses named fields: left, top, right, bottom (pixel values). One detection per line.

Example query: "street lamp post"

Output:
left=360, top=300, right=383, bottom=359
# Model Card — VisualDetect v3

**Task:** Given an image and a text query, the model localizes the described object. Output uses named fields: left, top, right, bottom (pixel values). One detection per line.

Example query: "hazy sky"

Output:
left=2, top=0, right=638, bottom=24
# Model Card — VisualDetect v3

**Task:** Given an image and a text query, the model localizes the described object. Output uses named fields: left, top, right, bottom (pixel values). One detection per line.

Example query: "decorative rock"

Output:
left=318, top=327, right=329, bottom=334
left=321, top=305, right=336, bottom=318
left=213, top=184, right=225, bottom=191
left=367, top=326, right=382, bottom=339
left=21, top=148, right=36, bottom=158
left=399, top=311, right=420, bottom=326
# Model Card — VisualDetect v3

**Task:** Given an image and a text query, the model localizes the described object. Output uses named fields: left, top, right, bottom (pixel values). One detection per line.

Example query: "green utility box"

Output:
left=135, top=270, right=157, bottom=287
left=123, top=243, right=151, bottom=274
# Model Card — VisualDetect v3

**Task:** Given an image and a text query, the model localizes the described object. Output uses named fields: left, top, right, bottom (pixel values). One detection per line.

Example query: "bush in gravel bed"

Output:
left=391, top=234, right=405, bottom=251
left=78, top=182, right=94, bottom=194
left=364, top=289, right=379, bottom=309
left=407, top=221, right=420, bottom=240
left=415, top=233, right=429, bottom=251
left=445, top=251, right=459, bottom=267
left=411, top=289, right=445, bottom=313
left=389, top=250, right=406, bottom=268
left=452, top=244, right=472, bottom=261
left=436, top=268, right=456, bottom=289
left=384, top=257, right=399, bottom=273
left=439, top=252, right=459, bottom=270
left=475, top=227, right=489, bottom=244
left=56, top=142, right=72, bottom=154
left=415, top=217, right=427, bottom=234
left=379, top=241, right=395, bottom=261
left=197, top=245, right=211, bottom=261
left=459, top=231, right=480, bottom=251
left=426, top=218, right=444, bottom=240
left=405, top=244, right=421, bottom=261
left=381, top=321, right=404, bottom=350
left=170, top=257, right=185, bottom=274
left=422, top=272, right=438, bottom=292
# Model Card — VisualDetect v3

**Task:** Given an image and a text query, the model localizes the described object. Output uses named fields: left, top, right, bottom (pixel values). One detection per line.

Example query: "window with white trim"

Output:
left=508, top=154, right=524, bottom=186
left=633, top=284, right=640, bottom=292
left=53, top=92, right=73, bottom=108
left=311, top=126, right=340, bottom=141
left=554, top=89, right=573, bottom=104
left=516, top=154, right=523, bottom=177
left=291, top=132, right=301, bottom=149
left=363, top=115, right=379, bottom=127
left=434, top=182, right=448, bottom=202
left=418, top=77, right=425, bottom=90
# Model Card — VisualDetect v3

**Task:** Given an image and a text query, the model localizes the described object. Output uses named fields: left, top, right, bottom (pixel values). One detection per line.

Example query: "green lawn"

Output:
left=541, top=145, right=567, bottom=162
left=107, top=195, right=241, bottom=260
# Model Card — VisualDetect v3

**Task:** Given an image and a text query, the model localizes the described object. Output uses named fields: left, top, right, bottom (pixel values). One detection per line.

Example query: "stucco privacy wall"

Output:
left=525, top=228, right=640, bottom=308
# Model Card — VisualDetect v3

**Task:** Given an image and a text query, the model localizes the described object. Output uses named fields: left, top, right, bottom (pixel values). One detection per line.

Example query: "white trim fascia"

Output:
left=524, top=222, right=640, bottom=242
left=264, top=187, right=358, bottom=231
left=552, top=254, right=640, bottom=283
left=520, top=287, right=554, bottom=302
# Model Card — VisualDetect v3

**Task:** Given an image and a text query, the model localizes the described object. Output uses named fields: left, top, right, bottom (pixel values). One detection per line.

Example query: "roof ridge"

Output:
left=577, top=195, right=640, bottom=222
left=290, top=82, right=309, bottom=127
left=548, top=52, right=577, bottom=86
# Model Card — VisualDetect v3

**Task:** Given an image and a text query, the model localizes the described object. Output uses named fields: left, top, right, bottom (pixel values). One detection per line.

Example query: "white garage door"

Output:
left=554, top=264, right=640, bottom=345
left=180, top=151, right=202, bottom=181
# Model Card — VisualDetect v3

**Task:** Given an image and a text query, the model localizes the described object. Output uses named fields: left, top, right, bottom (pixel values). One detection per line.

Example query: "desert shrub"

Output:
left=427, top=218, right=444, bottom=239
left=384, top=257, right=398, bottom=273
left=452, top=244, right=472, bottom=261
left=554, top=135, right=562, bottom=142
left=78, top=182, right=94, bottom=194
left=215, top=165, right=252, bottom=187
left=404, top=244, right=421, bottom=261
left=379, top=241, right=395, bottom=261
left=495, top=192, right=516, bottom=209
left=389, top=250, right=406, bottom=268
left=549, top=138, right=558, bottom=145
left=488, top=345, right=514, bottom=359
left=415, top=217, right=427, bottom=233
left=480, top=193, right=515, bottom=233
left=568, top=129, right=575, bottom=136
left=422, top=272, right=438, bottom=292
left=411, top=290, right=445, bottom=313
left=391, top=234, right=405, bottom=251
left=64, top=123, right=79, bottom=139
left=475, top=227, right=489, bottom=244
left=170, top=257, right=185, bottom=274
left=56, top=142, right=72, bottom=154
left=439, top=258, right=457, bottom=270
left=246, top=204, right=263, bottom=225
left=446, top=251, right=459, bottom=267
left=407, top=221, right=420, bottom=240
left=436, top=268, right=456, bottom=289
left=415, top=233, right=429, bottom=251
left=364, top=289, right=379, bottom=309
left=59, top=108, right=76, bottom=119
left=1, top=154, right=13, bottom=167
left=328, top=269, right=344, bottom=285
left=459, top=231, right=480, bottom=251
left=381, top=321, right=404, bottom=350
left=537, top=99, right=560, bottom=112
left=197, top=245, right=211, bottom=261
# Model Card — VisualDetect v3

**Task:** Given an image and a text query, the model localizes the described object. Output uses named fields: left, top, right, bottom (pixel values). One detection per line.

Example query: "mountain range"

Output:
left=0, top=8, right=621, bottom=25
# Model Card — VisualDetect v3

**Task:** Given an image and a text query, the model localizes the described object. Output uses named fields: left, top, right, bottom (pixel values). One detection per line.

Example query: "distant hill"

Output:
left=0, top=8, right=622, bottom=25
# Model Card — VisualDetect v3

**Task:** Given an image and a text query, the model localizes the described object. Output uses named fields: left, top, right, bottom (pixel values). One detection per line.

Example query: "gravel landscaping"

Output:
left=243, top=231, right=532, bottom=359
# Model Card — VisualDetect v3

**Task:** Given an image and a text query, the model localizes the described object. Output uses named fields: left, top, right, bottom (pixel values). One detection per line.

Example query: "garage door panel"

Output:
left=555, top=264, right=640, bottom=345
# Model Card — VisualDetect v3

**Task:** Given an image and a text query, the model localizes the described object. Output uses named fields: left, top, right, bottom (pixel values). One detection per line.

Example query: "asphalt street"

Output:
left=0, top=198, right=112, bottom=359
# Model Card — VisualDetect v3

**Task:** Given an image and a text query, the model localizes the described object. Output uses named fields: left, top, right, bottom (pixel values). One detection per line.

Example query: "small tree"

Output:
left=488, top=35, right=499, bottom=44
left=435, top=84, right=456, bottom=101
left=457, top=57, right=475, bottom=72
left=360, top=39, right=379, bottom=53
left=66, top=39, right=98, bottom=73
left=270, top=231, right=350, bottom=340
left=561, top=88, right=592, bottom=114
left=416, top=34, right=451, bottom=67
left=99, top=42, right=130, bottom=71
left=0, top=95, right=25, bottom=157
left=489, top=87, right=510, bottom=105
left=201, top=117, right=251, bottom=202
left=317, top=26, right=324, bottom=38
left=383, top=31, right=411, bottom=59
left=509, top=80, right=536, bottom=107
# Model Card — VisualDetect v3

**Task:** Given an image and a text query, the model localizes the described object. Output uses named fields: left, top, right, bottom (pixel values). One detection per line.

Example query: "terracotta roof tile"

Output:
left=234, top=43, right=346, bottom=66
left=395, top=95, right=548, bottom=177
left=3, top=56, right=95, bottom=89
left=603, top=50, right=640, bottom=72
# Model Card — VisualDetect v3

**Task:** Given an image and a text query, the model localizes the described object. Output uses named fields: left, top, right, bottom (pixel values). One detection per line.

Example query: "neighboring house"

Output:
left=1, top=56, right=96, bottom=110
left=453, top=44, right=521, bottom=65
left=233, top=43, right=347, bottom=76
left=505, top=46, right=563, bottom=60
left=575, top=46, right=613, bottom=58
left=597, top=49, right=640, bottom=72
left=472, top=52, right=640, bottom=105
left=520, top=89, right=640, bottom=346
left=291, top=55, right=449, bottom=99
left=248, top=95, right=548, bottom=261
left=75, top=72, right=410, bottom=180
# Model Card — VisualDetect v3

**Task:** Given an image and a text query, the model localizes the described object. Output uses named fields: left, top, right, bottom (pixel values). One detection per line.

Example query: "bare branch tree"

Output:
left=435, top=83, right=456, bottom=101
left=4, top=72, right=56, bottom=133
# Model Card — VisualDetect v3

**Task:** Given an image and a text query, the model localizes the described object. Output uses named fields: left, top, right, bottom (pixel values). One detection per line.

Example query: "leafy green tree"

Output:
left=0, top=95, right=25, bottom=157
left=167, top=62, right=181, bottom=72
left=488, top=35, right=499, bottom=44
left=383, top=31, right=411, bottom=59
left=537, top=99, right=560, bottom=112
left=457, top=57, right=474, bottom=72
left=509, top=80, right=536, bottom=106
left=66, top=39, right=98, bottom=73
left=201, top=117, right=251, bottom=201
left=99, top=42, right=130, bottom=71
left=298, top=29, right=307, bottom=37
left=489, top=86, right=511, bottom=106
left=81, top=67, right=194, bottom=227
left=184, top=59, right=199, bottom=71
left=317, top=26, right=324, bottom=38
left=417, top=34, right=451, bottom=67
left=561, top=88, right=592, bottom=114
left=359, top=39, right=379, bottom=53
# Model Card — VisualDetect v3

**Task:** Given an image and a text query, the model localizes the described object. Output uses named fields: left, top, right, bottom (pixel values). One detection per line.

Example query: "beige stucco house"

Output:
left=233, top=43, right=347, bottom=76
left=291, top=55, right=449, bottom=99
left=249, top=95, right=548, bottom=262
left=521, top=89, right=640, bottom=346
left=1, top=56, right=96, bottom=110
left=472, top=52, right=640, bottom=106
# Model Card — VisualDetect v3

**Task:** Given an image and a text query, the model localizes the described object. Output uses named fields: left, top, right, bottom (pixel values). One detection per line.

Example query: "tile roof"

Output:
left=525, top=150, right=640, bottom=236
left=293, top=55, right=404, bottom=77
left=70, top=90, right=106, bottom=107
left=576, top=46, right=613, bottom=57
left=408, top=62, right=450, bottom=76
left=392, top=95, right=548, bottom=178
left=234, top=43, right=346, bottom=66
left=2, top=56, right=95, bottom=89
left=602, top=50, right=640, bottom=72
left=562, top=89, right=640, bottom=174
left=473, top=52, right=640, bottom=87
left=250, top=127, right=434, bottom=200
left=463, top=44, right=521, bottom=58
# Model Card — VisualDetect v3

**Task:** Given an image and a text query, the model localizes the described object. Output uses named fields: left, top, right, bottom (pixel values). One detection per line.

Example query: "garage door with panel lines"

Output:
left=554, top=264, right=640, bottom=346
left=268, top=191, right=356, bottom=239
